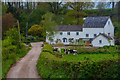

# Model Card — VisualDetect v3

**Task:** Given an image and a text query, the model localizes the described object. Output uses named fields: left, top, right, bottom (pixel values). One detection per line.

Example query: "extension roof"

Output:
left=93, top=33, right=113, bottom=41
left=58, top=25, right=83, bottom=31
left=83, top=17, right=110, bottom=28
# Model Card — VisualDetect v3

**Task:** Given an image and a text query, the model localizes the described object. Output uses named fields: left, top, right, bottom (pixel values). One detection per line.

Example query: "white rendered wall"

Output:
left=82, top=28, right=104, bottom=38
left=92, top=35, right=110, bottom=47
left=104, top=18, right=114, bottom=38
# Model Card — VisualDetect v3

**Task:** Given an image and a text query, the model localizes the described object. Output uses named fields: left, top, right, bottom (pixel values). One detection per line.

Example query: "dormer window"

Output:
left=60, top=32, right=63, bottom=35
left=67, top=32, right=70, bottom=35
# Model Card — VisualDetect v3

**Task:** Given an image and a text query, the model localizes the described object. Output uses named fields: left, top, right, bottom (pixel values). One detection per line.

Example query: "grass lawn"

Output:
left=62, top=53, right=118, bottom=62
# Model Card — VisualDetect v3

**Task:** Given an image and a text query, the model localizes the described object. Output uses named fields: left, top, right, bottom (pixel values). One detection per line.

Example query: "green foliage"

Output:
left=55, top=43, right=65, bottom=46
left=65, top=2, right=94, bottom=25
left=37, top=46, right=119, bottom=79
left=40, top=12, right=58, bottom=39
left=42, top=44, right=53, bottom=54
left=2, top=4, right=8, bottom=16
left=2, top=27, right=31, bottom=78
left=43, top=42, right=49, bottom=45
left=28, top=25, right=43, bottom=37
left=5, top=27, right=20, bottom=45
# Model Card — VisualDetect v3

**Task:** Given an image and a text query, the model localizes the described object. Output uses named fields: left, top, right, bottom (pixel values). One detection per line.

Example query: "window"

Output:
left=67, top=32, right=70, bottom=35
left=63, top=38, right=67, bottom=42
left=99, top=40, right=102, bottom=44
left=60, top=32, right=63, bottom=35
left=108, top=33, right=110, bottom=36
left=108, top=21, right=110, bottom=25
left=69, top=38, right=74, bottom=43
left=94, top=34, right=97, bottom=37
left=86, top=34, right=89, bottom=37
left=76, top=32, right=79, bottom=35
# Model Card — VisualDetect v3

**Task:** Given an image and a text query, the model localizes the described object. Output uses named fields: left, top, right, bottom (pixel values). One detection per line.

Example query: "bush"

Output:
left=55, top=43, right=64, bottom=46
left=42, top=44, right=53, bottom=54
left=43, top=42, right=49, bottom=45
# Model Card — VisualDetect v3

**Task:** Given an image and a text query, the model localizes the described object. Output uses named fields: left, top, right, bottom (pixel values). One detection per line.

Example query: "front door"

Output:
left=86, top=41, right=90, bottom=46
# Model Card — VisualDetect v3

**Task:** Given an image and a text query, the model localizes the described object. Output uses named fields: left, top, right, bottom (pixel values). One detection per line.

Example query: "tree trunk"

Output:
left=112, top=2, right=115, bottom=11
left=19, top=2, right=20, bottom=8
left=27, top=2, right=29, bottom=9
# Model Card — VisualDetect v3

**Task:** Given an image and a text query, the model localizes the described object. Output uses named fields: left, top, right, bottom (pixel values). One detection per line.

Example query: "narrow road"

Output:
left=6, top=42, right=43, bottom=78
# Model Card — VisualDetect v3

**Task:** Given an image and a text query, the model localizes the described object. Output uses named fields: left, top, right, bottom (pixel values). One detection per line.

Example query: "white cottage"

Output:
left=46, top=17, right=115, bottom=47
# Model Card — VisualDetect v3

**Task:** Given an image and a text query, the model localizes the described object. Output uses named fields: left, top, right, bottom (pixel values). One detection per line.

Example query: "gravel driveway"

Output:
left=6, top=42, right=43, bottom=78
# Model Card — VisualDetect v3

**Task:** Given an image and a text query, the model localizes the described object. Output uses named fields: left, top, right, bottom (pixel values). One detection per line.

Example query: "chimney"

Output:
left=83, top=18, right=86, bottom=20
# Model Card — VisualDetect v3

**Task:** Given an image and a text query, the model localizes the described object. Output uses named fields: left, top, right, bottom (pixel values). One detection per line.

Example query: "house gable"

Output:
left=92, top=34, right=110, bottom=47
left=104, top=18, right=114, bottom=37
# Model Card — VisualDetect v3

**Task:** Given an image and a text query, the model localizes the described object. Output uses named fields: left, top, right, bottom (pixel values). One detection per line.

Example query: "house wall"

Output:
left=92, top=35, right=110, bottom=47
left=104, top=18, right=114, bottom=38
left=82, top=28, right=104, bottom=38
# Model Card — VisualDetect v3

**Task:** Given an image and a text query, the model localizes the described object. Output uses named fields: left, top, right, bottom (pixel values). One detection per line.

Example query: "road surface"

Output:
left=6, top=42, right=43, bottom=78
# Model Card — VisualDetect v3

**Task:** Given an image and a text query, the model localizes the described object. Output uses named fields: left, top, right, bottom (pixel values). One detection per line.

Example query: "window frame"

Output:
left=94, top=34, right=97, bottom=37
left=86, top=34, right=89, bottom=37
left=99, top=40, right=102, bottom=44
left=67, top=32, right=70, bottom=35
left=108, top=33, right=110, bottom=36
left=60, top=32, right=63, bottom=35
left=76, top=32, right=79, bottom=35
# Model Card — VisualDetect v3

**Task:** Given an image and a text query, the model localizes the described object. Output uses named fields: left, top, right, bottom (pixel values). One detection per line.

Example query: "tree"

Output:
left=49, top=2, right=64, bottom=15
left=5, top=27, right=19, bottom=45
left=96, top=2, right=111, bottom=16
left=40, top=12, right=57, bottom=41
left=96, top=2, right=110, bottom=10
left=2, top=4, right=8, bottom=16
left=65, top=2, right=95, bottom=25
left=2, top=13, right=16, bottom=36
left=28, top=25, right=43, bottom=37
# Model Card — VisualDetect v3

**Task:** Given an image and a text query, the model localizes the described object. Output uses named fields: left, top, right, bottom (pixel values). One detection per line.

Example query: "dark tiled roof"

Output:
left=58, top=25, right=82, bottom=31
left=83, top=17, right=110, bottom=28
left=93, top=33, right=113, bottom=40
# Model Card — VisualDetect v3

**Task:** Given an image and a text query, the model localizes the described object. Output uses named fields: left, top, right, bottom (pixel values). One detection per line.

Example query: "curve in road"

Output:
left=6, top=42, right=43, bottom=78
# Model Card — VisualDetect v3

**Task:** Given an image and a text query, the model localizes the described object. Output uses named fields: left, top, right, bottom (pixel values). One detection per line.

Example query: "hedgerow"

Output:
left=37, top=44, right=119, bottom=79
left=2, top=27, right=31, bottom=78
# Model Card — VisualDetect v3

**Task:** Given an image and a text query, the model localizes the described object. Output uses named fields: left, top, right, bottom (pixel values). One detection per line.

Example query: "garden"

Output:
left=37, top=43, right=120, bottom=79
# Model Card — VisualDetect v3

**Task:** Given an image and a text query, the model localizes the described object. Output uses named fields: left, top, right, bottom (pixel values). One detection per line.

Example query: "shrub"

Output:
left=43, top=42, right=49, bottom=45
left=55, top=43, right=64, bottom=46
left=42, top=44, right=53, bottom=54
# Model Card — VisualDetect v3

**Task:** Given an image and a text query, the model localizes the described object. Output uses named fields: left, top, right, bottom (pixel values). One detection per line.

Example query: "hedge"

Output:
left=42, top=44, right=53, bottom=54
left=37, top=44, right=120, bottom=79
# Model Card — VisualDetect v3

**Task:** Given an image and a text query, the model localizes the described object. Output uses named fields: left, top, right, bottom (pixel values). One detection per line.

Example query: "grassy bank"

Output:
left=2, top=43, right=31, bottom=78
left=37, top=44, right=119, bottom=79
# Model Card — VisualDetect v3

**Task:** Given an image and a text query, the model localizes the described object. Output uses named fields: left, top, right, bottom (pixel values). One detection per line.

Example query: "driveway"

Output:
left=6, top=42, right=43, bottom=78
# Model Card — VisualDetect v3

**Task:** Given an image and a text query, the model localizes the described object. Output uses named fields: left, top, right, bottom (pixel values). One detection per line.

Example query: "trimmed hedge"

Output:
left=42, top=44, right=53, bottom=54
left=37, top=45, right=120, bottom=79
